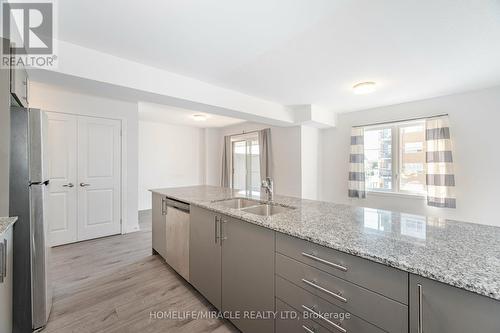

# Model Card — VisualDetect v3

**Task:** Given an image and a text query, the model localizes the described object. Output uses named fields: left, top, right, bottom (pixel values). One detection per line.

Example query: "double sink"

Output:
left=213, top=198, right=295, bottom=217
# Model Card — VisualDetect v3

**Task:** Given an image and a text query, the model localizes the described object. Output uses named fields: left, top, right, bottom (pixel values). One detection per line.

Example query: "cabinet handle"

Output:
left=302, top=305, right=347, bottom=333
left=302, top=278, right=347, bottom=303
left=302, top=325, right=316, bottom=333
left=214, top=216, right=219, bottom=244
left=220, top=219, right=227, bottom=242
left=417, top=283, right=423, bottom=333
left=161, top=198, right=167, bottom=215
left=301, top=252, right=348, bottom=272
left=79, top=183, right=91, bottom=187
left=0, top=241, right=4, bottom=283
left=2, top=239, right=6, bottom=278
left=62, top=183, right=74, bottom=188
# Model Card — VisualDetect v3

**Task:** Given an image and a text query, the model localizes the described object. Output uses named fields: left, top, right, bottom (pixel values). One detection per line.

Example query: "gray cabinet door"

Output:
left=11, top=67, right=28, bottom=107
left=221, top=216, right=275, bottom=333
left=151, top=193, right=167, bottom=258
left=189, top=206, right=222, bottom=309
left=8, top=44, right=29, bottom=107
left=409, top=274, right=500, bottom=333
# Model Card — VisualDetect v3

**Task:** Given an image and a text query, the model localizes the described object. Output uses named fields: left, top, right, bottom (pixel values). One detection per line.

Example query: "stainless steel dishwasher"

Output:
left=164, top=198, right=190, bottom=281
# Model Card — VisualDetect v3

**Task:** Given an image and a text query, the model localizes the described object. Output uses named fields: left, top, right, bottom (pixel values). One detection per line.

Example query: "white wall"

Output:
left=28, top=82, right=140, bottom=232
left=138, top=121, right=205, bottom=210
left=271, top=126, right=302, bottom=197
left=208, top=122, right=302, bottom=197
left=301, top=126, right=320, bottom=200
left=319, top=86, right=500, bottom=227
left=204, top=128, right=222, bottom=186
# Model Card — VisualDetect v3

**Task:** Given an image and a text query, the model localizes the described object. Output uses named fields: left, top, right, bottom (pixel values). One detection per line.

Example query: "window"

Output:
left=231, top=134, right=260, bottom=195
left=364, top=128, right=392, bottom=191
left=364, top=120, right=426, bottom=195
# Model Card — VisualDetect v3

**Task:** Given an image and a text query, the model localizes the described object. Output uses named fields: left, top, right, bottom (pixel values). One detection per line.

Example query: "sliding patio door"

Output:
left=231, top=135, right=260, bottom=195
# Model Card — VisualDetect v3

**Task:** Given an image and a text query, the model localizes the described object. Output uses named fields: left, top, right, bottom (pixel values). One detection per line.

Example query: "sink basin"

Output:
left=214, top=198, right=262, bottom=209
left=213, top=198, right=296, bottom=217
left=241, top=204, right=295, bottom=216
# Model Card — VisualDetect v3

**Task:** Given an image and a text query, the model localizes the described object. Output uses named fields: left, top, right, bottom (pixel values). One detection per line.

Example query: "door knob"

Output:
left=62, top=183, right=74, bottom=188
left=80, top=183, right=91, bottom=187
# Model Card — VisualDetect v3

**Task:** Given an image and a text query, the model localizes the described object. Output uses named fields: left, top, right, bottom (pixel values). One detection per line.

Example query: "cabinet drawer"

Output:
left=276, top=298, right=335, bottom=333
left=276, top=276, right=386, bottom=333
left=276, top=232, right=408, bottom=304
left=276, top=253, right=407, bottom=333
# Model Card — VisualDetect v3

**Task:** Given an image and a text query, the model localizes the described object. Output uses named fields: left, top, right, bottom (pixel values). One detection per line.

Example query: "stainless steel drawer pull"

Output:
left=417, top=283, right=423, bottom=333
left=301, top=252, right=348, bottom=272
left=302, top=325, right=315, bottom=333
left=161, top=198, right=167, bottom=215
left=2, top=239, right=6, bottom=278
left=214, top=216, right=219, bottom=244
left=220, top=219, right=227, bottom=242
left=302, top=305, right=347, bottom=333
left=302, top=278, right=347, bottom=303
left=0, top=241, right=4, bottom=283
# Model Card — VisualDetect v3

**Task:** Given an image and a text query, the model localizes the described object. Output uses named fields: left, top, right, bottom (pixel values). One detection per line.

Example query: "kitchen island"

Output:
left=150, top=185, right=500, bottom=333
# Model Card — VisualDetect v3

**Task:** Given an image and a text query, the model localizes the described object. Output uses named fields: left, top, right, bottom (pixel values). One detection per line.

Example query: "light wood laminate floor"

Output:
left=44, top=211, right=238, bottom=333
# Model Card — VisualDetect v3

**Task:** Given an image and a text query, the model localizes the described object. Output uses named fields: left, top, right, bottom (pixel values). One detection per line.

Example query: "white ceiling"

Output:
left=139, top=102, right=245, bottom=128
left=59, top=0, right=500, bottom=113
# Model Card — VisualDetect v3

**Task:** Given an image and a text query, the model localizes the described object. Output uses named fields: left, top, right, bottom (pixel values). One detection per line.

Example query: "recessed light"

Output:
left=353, top=81, right=377, bottom=94
left=192, top=114, right=207, bottom=121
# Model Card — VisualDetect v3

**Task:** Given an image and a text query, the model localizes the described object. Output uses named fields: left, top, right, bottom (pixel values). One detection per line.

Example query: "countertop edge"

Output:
left=152, top=190, right=500, bottom=301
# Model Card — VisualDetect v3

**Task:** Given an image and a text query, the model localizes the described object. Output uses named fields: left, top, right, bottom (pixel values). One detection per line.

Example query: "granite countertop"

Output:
left=0, top=216, right=18, bottom=236
left=150, top=185, right=500, bottom=301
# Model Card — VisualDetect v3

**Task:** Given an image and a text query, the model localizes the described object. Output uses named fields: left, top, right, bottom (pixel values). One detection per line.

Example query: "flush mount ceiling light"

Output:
left=353, top=81, right=377, bottom=94
left=192, top=114, right=208, bottom=121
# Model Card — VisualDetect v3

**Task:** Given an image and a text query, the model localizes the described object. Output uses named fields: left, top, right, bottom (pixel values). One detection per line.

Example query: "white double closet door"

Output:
left=46, top=112, right=122, bottom=246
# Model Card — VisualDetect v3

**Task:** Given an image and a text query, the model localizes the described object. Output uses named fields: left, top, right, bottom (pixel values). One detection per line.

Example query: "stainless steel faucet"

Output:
left=261, top=177, right=274, bottom=202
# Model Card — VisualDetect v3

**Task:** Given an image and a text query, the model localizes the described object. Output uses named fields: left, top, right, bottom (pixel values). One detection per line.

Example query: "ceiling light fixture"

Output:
left=192, top=114, right=207, bottom=121
left=353, top=81, right=377, bottom=94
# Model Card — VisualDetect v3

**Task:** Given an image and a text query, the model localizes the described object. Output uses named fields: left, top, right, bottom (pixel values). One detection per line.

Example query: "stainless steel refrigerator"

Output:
left=10, top=106, right=52, bottom=332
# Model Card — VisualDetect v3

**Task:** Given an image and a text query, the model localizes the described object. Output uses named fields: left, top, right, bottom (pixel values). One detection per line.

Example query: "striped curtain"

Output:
left=425, top=116, right=456, bottom=208
left=348, top=127, right=366, bottom=199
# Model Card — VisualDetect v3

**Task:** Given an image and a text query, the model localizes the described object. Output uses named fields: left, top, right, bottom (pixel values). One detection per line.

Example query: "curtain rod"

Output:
left=226, top=128, right=270, bottom=137
left=353, top=113, right=449, bottom=128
